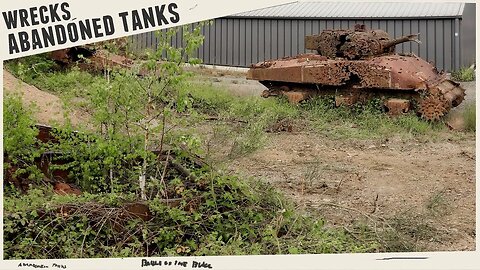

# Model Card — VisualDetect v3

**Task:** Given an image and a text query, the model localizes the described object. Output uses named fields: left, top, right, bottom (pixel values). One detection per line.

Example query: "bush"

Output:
left=5, top=54, right=58, bottom=83
left=3, top=94, right=39, bottom=157
left=3, top=94, right=44, bottom=188
left=4, top=174, right=378, bottom=259
left=463, top=104, right=476, bottom=132
left=452, top=67, right=475, bottom=82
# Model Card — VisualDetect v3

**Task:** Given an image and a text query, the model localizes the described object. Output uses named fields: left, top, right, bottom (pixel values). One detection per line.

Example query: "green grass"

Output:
left=183, top=82, right=299, bottom=121
left=301, top=96, right=444, bottom=140
left=182, top=82, right=300, bottom=156
left=426, top=190, right=450, bottom=217
left=184, top=82, right=448, bottom=145
left=463, top=104, right=476, bottom=132
left=452, top=67, right=475, bottom=82
left=6, top=55, right=104, bottom=100
left=183, top=81, right=455, bottom=157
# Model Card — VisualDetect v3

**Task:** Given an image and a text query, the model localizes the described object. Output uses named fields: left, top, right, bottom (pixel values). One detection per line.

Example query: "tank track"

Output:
left=260, top=79, right=466, bottom=121
left=417, top=79, right=465, bottom=121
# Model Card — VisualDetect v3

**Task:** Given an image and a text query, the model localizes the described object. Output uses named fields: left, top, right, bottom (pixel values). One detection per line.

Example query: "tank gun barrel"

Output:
left=382, top=34, right=421, bottom=50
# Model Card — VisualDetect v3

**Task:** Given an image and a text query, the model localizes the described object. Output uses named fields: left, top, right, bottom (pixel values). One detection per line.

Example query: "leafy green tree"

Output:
left=81, top=24, right=206, bottom=199
left=3, top=94, right=43, bottom=187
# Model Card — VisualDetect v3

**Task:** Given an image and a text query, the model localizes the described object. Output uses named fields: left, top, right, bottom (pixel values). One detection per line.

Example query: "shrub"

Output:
left=452, top=67, right=475, bottom=82
left=3, top=94, right=43, bottom=188
left=4, top=175, right=378, bottom=259
left=5, top=54, right=58, bottom=83
left=463, top=103, right=476, bottom=132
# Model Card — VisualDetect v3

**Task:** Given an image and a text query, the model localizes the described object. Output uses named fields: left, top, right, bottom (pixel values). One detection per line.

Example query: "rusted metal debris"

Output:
left=248, top=25, right=466, bottom=121
left=5, top=124, right=85, bottom=193
left=384, top=99, right=410, bottom=115
left=48, top=46, right=134, bottom=73
left=53, top=182, right=82, bottom=196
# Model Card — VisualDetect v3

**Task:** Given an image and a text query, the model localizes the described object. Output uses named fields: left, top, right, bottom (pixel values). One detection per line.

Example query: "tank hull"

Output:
left=247, top=53, right=465, bottom=120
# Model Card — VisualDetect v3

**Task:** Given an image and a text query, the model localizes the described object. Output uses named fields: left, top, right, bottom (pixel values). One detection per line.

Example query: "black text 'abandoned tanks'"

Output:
left=247, top=25, right=466, bottom=121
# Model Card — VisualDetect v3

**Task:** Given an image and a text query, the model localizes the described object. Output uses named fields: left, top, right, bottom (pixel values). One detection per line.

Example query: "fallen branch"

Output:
left=203, top=115, right=248, bottom=124
left=170, top=159, right=197, bottom=181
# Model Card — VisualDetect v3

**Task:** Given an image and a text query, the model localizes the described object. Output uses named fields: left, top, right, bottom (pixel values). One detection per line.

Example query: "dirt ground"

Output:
left=3, top=68, right=476, bottom=252
left=228, top=132, right=475, bottom=251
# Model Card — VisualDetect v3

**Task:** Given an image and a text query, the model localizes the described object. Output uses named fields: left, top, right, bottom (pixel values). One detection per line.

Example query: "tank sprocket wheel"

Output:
left=417, top=95, right=450, bottom=121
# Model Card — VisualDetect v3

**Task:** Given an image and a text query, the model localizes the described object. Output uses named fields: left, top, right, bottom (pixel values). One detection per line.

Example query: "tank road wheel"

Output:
left=384, top=98, right=411, bottom=115
left=417, top=95, right=450, bottom=121
left=262, top=85, right=314, bottom=104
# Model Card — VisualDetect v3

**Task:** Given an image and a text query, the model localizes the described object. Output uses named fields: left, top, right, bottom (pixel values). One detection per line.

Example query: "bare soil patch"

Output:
left=227, top=132, right=475, bottom=251
left=3, top=70, right=90, bottom=127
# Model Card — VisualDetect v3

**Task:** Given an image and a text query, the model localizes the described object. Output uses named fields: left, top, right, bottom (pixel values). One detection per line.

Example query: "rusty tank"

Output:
left=247, top=25, right=466, bottom=121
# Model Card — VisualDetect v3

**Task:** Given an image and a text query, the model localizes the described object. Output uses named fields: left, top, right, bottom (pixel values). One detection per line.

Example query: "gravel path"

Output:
left=458, top=81, right=476, bottom=107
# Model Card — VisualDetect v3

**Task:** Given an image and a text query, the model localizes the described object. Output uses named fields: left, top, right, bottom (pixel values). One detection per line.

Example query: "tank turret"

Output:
left=305, top=25, right=421, bottom=59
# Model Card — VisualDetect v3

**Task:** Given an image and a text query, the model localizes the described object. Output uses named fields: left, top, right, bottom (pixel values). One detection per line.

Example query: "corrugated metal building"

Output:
left=130, top=2, right=476, bottom=72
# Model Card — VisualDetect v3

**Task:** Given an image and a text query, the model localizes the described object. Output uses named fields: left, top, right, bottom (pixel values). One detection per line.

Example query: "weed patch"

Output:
left=302, top=96, right=444, bottom=140
left=452, top=67, right=475, bottom=82
left=462, top=104, right=476, bottom=132
left=182, top=82, right=299, bottom=156
left=426, top=190, right=451, bottom=217
left=4, top=174, right=378, bottom=258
